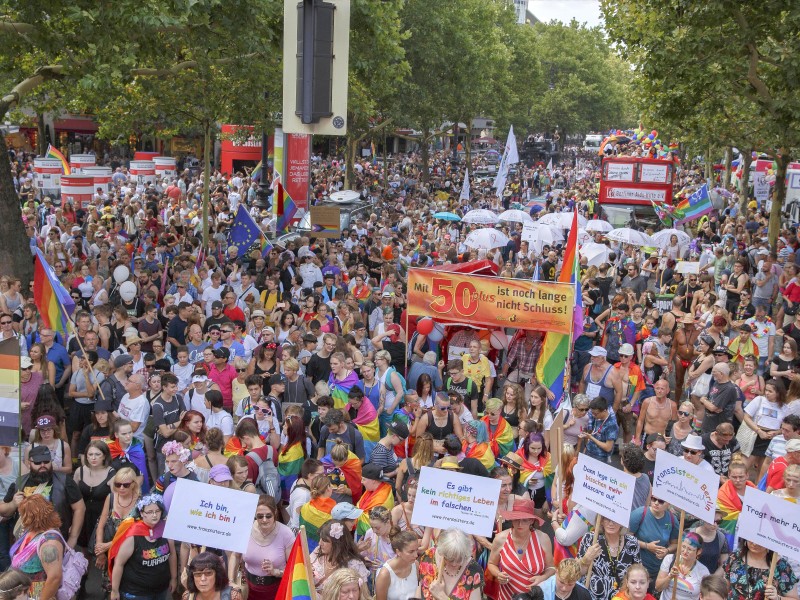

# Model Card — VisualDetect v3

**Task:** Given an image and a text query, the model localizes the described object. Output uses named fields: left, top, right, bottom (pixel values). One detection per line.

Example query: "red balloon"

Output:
left=417, top=318, right=434, bottom=335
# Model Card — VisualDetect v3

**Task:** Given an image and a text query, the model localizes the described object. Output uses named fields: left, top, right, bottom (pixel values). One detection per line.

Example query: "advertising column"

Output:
left=69, top=154, right=96, bottom=174
left=33, top=158, right=64, bottom=196
left=285, top=133, right=311, bottom=211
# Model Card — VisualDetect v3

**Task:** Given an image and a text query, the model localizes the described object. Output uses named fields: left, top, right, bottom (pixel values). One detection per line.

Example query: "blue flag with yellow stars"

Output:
left=227, top=205, right=263, bottom=250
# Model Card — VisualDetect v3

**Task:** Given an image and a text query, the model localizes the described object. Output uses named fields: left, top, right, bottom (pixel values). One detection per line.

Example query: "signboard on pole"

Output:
left=285, top=133, right=311, bottom=210
left=407, top=268, right=574, bottom=334
left=411, top=466, right=501, bottom=537
left=738, top=486, right=800, bottom=564
left=163, top=478, right=259, bottom=553
left=309, top=206, right=341, bottom=238
left=33, top=158, right=64, bottom=191
left=571, top=453, right=636, bottom=527
left=652, top=449, right=719, bottom=524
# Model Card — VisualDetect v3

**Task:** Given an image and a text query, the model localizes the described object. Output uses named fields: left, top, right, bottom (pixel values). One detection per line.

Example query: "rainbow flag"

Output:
left=462, top=441, right=495, bottom=471
left=328, top=370, right=362, bottom=409
left=371, top=141, right=377, bottom=166
left=251, top=160, right=263, bottom=183
left=275, top=181, right=298, bottom=233
left=278, top=442, right=306, bottom=503
left=33, top=248, right=76, bottom=335
left=717, top=479, right=753, bottom=548
left=275, top=530, right=315, bottom=600
left=356, top=482, right=394, bottom=536
left=535, top=211, right=582, bottom=410
left=676, top=183, right=713, bottom=226
left=260, top=235, right=273, bottom=258
left=322, top=452, right=363, bottom=503
left=46, top=144, right=70, bottom=175
left=298, top=496, right=335, bottom=552
left=482, top=416, right=514, bottom=458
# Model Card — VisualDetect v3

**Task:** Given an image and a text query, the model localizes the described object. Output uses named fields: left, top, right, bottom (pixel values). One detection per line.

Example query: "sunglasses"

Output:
left=683, top=449, right=702, bottom=456
left=257, top=408, right=273, bottom=416
left=114, top=481, right=133, bottom=489
left=254, top=513, right=274, bottom=521
left=0, top=321, right=11, bottom=325
left=678, top=411, right=692, bottom=417
left=651, top=498, right=666, bottom=504
left=31, top=460, right=51, bottom=466
left=192, top=570, right=216, bottom=579
left=236, top=368, right=247, bottom=373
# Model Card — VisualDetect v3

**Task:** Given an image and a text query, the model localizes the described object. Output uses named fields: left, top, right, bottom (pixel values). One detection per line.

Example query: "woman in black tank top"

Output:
left=425, top=409, right=455, bottom=440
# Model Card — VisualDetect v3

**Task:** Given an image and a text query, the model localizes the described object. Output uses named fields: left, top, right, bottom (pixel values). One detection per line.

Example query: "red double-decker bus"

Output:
left=598, top=156, right=675, bottom=226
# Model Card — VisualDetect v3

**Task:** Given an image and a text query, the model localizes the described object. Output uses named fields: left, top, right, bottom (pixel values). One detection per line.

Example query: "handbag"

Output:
left=736, top=422, right=758, bottom=457
left=691, top=372, right=712, bottom=397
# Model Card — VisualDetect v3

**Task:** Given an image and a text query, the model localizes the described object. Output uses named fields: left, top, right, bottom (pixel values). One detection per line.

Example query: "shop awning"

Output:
left=54, top=118, right=98, bottom=133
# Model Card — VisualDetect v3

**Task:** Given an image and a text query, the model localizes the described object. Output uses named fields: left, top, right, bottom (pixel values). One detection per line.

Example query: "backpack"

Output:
left=41, top=530, right=89, bottom=600
left=246, top=446, right=281, bottom=502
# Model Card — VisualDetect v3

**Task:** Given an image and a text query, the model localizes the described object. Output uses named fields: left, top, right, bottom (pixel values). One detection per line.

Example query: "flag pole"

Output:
left=299, top=525, right=317, bottom=600
left=56, top=294, right=108, bottom=403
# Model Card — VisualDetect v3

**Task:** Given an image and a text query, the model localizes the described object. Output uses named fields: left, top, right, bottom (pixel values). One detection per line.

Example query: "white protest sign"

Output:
left=738, top=487, right=800, bottom=563
left=411, top=466, right=501, bottom=537
left=571, top=453, right=636, bottom=527
left=163, top=478, right=259, bottom=553
left=652, top=449, right=719, bottom=524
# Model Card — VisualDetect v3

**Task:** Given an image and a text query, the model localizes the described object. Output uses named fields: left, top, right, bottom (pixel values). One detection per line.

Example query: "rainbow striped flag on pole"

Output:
left=275, top=528, right=316, bottom=600
left=33, top=248, right=76, bottom=335
left=535, top=211, right=582, bottom=411
left=275, top=181, right=298, bottom=233
left=46, top=144, right=70, bottom=175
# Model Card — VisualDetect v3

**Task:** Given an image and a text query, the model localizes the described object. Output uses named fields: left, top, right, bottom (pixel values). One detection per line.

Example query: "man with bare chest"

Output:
left=669, top=314, right=700, bottom=404
left=634, top=379, right=677, bottom=444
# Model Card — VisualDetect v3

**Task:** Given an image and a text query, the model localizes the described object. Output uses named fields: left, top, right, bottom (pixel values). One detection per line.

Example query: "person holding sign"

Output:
left=654, top=532, right=710, bottom=600
left=487, top=498, right=555, bottom=600
left=722, top=539, right=798, bottom=600
left=628, top=498, right=679, bottom=589
left=577, top=515, right=641, bottom=600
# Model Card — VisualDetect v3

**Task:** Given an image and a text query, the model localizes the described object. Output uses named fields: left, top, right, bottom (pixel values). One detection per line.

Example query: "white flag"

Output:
left=460, top=170, right=470, bottom=201
left=494, top=125, right=519, bottom=197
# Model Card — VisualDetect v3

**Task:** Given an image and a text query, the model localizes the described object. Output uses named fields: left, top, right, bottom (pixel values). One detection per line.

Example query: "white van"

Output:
left=584, top=134, right=603, bottom=152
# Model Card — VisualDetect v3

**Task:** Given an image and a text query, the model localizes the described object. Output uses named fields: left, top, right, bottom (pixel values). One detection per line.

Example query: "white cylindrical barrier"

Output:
left=82, top=166, right=113, bottom=194
left=34, top=158, right=64, bottom=192
left=129, top=160, right=156, bottom=187
left=61, top=175, right=95, bottom=209
left=69, top=154, right=96, bottom=174
left=153, top=156, right=177, bottom=180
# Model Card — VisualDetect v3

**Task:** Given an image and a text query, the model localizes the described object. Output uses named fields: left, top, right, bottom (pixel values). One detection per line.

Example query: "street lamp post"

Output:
left=255, top=91, right=273, bottom=210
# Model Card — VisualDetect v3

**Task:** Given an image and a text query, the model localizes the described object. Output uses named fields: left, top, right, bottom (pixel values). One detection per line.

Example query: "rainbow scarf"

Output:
left=516, top=449, right=554, bottom=502
left=352, top=284, right=371, bottom=309
left=322, top=452, right=363, bottom=503
left=356, top=482, right=394, bottom=536
left=108, top=518, right=152, bottom=578
left=483, top=416, right=514, bottom=458
left=107, top=438, right=149, bottom=491
left=274, top=533, right=313, bottom=600
left=462, top=441, right=495, bottom=471
left=728, top=336, right=759, bottom=364
left=717, top=479, right=754, bottom=548
left=346, top=398, right=380, bottom=457
left=278, top=442, right=306, bottom=503
left=553, top=509, right=594, bottom=566
left=328, top=370, right=362, bottom=409
left=298, top=496, right=336, bottom=552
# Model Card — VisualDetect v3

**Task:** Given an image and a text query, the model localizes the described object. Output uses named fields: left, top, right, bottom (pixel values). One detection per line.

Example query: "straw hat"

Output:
left=501, top=498, right=544, bottom=524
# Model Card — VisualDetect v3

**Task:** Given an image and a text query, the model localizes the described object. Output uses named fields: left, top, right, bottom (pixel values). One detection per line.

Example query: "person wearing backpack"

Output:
left=9, top=492, right=88, bottom=600
left=628, top=497, right=680, bottom=589
left=235, top=418, right=281, bottom=502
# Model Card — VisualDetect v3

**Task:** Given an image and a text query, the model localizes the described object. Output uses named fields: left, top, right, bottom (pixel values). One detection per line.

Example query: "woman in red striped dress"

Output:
left=487, top=498, right=555, bottom=600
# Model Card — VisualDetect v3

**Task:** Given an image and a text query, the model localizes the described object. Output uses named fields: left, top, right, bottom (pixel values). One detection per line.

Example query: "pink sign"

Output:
left=285, top=133, right=311, bottom=210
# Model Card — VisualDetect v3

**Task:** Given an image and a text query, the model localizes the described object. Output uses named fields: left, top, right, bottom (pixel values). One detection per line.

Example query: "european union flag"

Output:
left=228, top=205, right=263, bottom=251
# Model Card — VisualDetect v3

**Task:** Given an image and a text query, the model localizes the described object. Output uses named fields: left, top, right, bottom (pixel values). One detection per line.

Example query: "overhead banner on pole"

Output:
left=407, top=268, right=574, bottom=333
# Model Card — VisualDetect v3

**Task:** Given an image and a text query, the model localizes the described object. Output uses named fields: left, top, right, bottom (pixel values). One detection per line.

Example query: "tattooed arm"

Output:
left=39, top=538, right=64, bottom=600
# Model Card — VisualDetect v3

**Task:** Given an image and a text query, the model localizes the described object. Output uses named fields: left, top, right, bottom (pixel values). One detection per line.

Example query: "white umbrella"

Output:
left=580, top=242, right=612, bottom=267
left=464, top=228, right=510, bottom=250
left=328, top=190, right=361, bottom=203
left=521, top=223, right=563, bottom=255
left=585, top=219, right=613, bottom=233
left=606, top=227, right=654, bottom=247
left=462, top=209, right=499, bottom=225
left=577, top=228, right=593, bottom=245
left=498, top=209, right=533, bottom=224
left=651, top=228, right=691, bottom=249
left=538, top=211, right=588, bottom=229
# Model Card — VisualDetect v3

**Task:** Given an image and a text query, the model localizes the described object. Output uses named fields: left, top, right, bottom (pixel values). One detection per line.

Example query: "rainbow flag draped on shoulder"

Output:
left=328, top=370, right=362, bottom=409
left=322, top=451, right=363, bottom=503
left=356, top=482, right=394, bottom=536
left=33, top=248, right=76, bottom=335
left=298, top=496, right=336, bottom=552
left=275, top=530, right=316, bottom=600
left=278, top=442, right=305, bottom=503
left=535, top=211, right=582, bottom=411
left=482, top=416, right=514, bottom=458
left=717, top=479, right=754, bottom=548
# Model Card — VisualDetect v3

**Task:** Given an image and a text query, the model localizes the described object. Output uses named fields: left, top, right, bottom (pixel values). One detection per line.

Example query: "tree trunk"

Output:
left=740, top=150, right=753, bottom=213
left=37, top=113, right=46, bottom=156
left=202, top=123, right=211, bottom=250
left=705, top=147, right=712, bottom=183
left=345, top=135, right=357, bottom=190
left=465, top=119, right=473, bottom=174
left=420, top=131, right=430, bottom=185
left=382, top=128, right=388, bottom=192
left=723, top=146, right=733, bottom=189
left=0, top=134, right=34, bottom=285
left=770, top=152, right=790, bottom=251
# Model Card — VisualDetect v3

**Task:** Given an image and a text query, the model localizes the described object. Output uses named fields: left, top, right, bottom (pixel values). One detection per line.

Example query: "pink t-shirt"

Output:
left=242, top=522, right=295, bottom=576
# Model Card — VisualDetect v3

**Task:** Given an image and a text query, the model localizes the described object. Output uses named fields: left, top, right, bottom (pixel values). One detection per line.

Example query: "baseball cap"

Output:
left=786, top=439, right=800, bottom=453
left=331, top=502, right=363, bottom=520
left=20, top=356, right=32, bottom=369
left=208, top=465, right=233, bottom=482
left=114, top=354, right=134, bottom=368
left=192, top=374, right=208, bottom=384
left=212, top=347, right=230, bottom=360
left=268, top=373, right=287, bottom=387
left=211, top=300, right=223, bottom=310
left=35, top=415, right=57, bottom=429
left=28, top=445, right=52, bottom=462
left=387, top=421, right=409, bottom=440
left=588, top=346, right=607, bottom=357
left=361, top=463, right=385, bottom=481
left=618, top=343, right=634, bottom=356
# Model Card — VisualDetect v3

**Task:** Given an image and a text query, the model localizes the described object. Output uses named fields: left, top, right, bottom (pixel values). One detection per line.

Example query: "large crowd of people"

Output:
left=1, top=136, right=799, bottom=600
